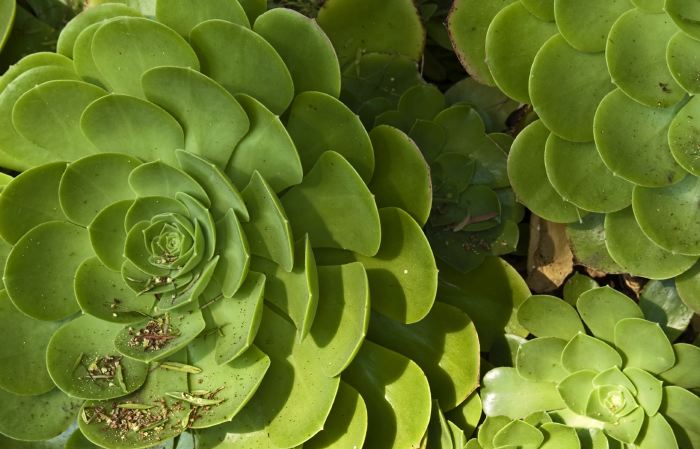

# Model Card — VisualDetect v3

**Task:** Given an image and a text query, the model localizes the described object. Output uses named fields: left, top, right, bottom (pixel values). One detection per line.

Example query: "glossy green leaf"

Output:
left=226, top=94, right=303, bottom=193
left=517, top=295, right=584, bottom=340
left=65, top=428, right=101, bottom=449
left=129, top=161, right=209, bottom=206
left=576, top=287, right=643, bottom=343
left=175, top=150, right=248, bottom=221
left=530, top=35, right=614, bottom=142
left=286, top=91, right=374, bottom=182
left=317, top=0, right=424, bottom=66
left=0, top=289, right=58, bottom=395
left=223, top=306, right=339, bottom=448
left=81, top=94, right=185, bottom=165
left=253, top=235, right=317, bottom=338
left=60, top=153, right=139, bottom=226
left=425, top=402, right=456, bottom=449
left=489, top=333, right=527, bottom=368
left=368, top=301, right=480, bottom=410
left=5, top=221, right=91, bottom=320
left=508, top=120, right=582, bottom=223
left=667, top=31, right=700, bottom=94
left=435, top=106, right=509, bottom=189
left=593, top=366, right=636, bottom=394
left=665, top=0, right=700, bottom=39
left=603, top=407, right=645, bottom=444
left=660, top=344, right=700, bottom=390
left=446, top=0, right=515, bottom=86
left=320, top=211, right=414, bottom=321
left=563, top=273, right=598, bottom=306
left=343, top=340, right=431, bottom=449
left=75, top=257, right=155, bottom=323
left=605, top=208, right=697, bottom=279
left=293, top=268, right=369, bottom=372
left=0, top=387, right=81, bottom=441
left=238, top=0, right=265, bottom=22
left=0, top=162, right=67, bottom=244
left=0, top=0, right=15, bottom=51
left=282, top=151, right=380, bottom=257
left=493, top=420, right=543, bottom=449
left=516, top=337, right=568, bottom=383
left=676, top=261, right=700, bottom=313
left=624, top=367, right=663, bottom=416
left=521, top=0, right=554, bottom=21
left=614, top=318, right=675, bottom=374
left=566, top=214, right=625, bottom=274
left=142, top=67, right=250, bottom=170
left=544, top=134, right=632, bottom=213
left=47, top=314, right=149, bottom=399
left=445, top=77, right=518, bottom=131
left=12, top=80, right=104, bottom=159
left=114, top=304, right=205, bottom=362
left=341, top=52, right=422, bottom=114
left=562, top=333, right=622, bottom=372
left=481, top=367, right=565, bottom=419
left=437, top=256, right=530, bottom=351
left=209, top=271, right=265, bottom=365
left=558, top=370, right=597, bottom=415
left=0, top=66, right=80, bottom=170
left=594, top=89, right=686, bottom=187
left=187, top=337, right=270, bottom=429
left=368, top=125, right=431, bottom=226
left=156, top=0, right=249, bottom=37
left=631, top=0, right=665, bottom=11
left=254, top=8, right=340, bottom=97
left=210, top=210, right=250, bottom=298
left=539, top=423, right=580, bottom=449
left=72, top=22, right=106, bottom=87
left=660, top=386, right=700, bottom=449
left=477, top=416, right=511, bottom=449
left=553, top=0, right=632, bottom=52
left=79, top=353, right=190, bottom=449
left=302, top=382, right=368, bottom=449
left=190, top=19, right=293, bottom=115
left=88, top=200, right=131, bottom=271
left=636, top=414, right=679, bottom=449
left=446, top=392, right=482, bottom=440
left=639, top=280, right=694, bottom=341
left=91, top=17, right=199, bottom=98
left=484, top=2, right=557, bottom=103
left=632, top=175, right=700, bottom=255
left=56, top=3, right=141, bottom=57
left=668, top=97, right=700, bottom=176
left=605, top=9, right=683, bottom=107
left=240, top=171, right=294, bottom=271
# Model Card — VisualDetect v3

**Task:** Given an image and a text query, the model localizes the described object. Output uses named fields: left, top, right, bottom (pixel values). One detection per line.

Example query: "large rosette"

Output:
left=0, top=2, right=480, bottom=449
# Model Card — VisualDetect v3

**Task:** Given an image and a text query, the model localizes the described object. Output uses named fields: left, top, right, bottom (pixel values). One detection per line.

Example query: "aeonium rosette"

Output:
left=475, top=287, right=700, bottom=449
left=0, top=2, right=482, bottom=449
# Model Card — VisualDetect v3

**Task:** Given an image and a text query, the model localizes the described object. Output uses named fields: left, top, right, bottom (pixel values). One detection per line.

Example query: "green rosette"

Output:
left=447, top=0, right=700, bottom=283
left=472, top=287, right=700, bottom=449
left=0, top=2, right=481, bottom=448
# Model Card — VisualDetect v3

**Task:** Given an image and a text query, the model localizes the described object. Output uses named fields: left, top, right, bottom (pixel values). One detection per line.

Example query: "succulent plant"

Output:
left=478, top=287, right=700, bottom=449
left=447, top=0, right=700, bottom=281
left=0, top=2, right=483, bottom=448
left=367, top=82, right=523, bottom=273
left=317, top=0, right=525, bottom=274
